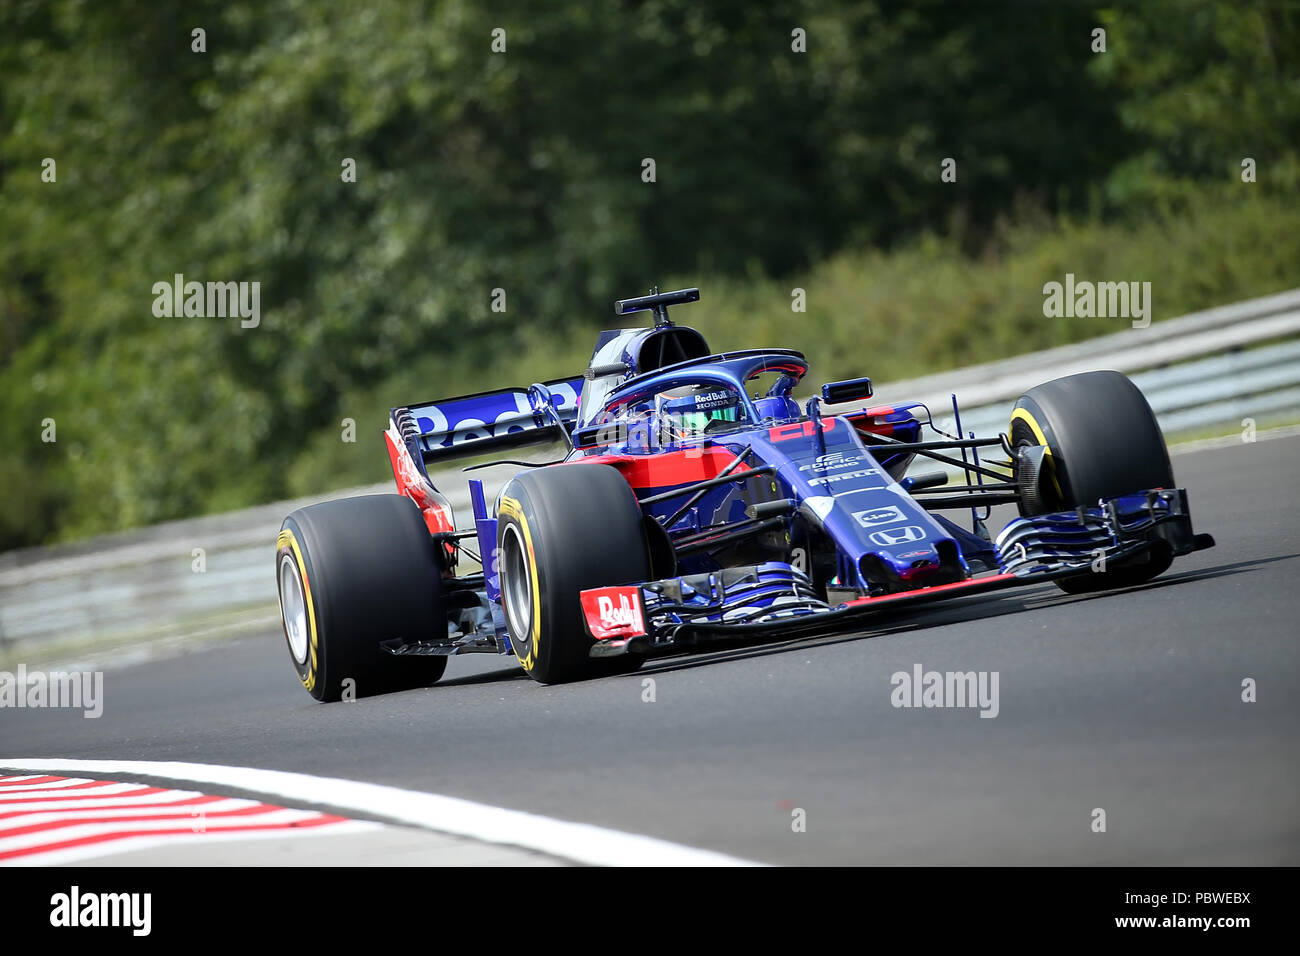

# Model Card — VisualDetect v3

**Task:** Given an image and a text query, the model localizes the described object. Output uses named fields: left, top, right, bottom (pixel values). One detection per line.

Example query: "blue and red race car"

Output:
left=276, top=288, right=1214, bottom=699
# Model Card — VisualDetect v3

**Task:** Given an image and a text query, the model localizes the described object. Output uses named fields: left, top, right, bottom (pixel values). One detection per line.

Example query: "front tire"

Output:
left=276, top=495, right=447, bottom=701
left=1011, top=370, right=1176, bottom=593
left=497, top=464, right=650, bottom=684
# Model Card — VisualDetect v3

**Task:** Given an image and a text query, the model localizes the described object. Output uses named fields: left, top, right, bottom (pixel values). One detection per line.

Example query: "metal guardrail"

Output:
left=2, top=288, right=1298, bottom=661
left=861, top=286, right=1300, bottom=413
left=902, top=335, right=1300, bottom=463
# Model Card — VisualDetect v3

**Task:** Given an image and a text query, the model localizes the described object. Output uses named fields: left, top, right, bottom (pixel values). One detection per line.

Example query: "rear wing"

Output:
left=393, top=376, right=584, bottom=464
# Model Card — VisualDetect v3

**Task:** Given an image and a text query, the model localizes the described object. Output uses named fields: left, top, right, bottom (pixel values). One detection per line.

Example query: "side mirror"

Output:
left=527, top=382, right=561, bottom=417
left=820, top=377, right=874, bottom=404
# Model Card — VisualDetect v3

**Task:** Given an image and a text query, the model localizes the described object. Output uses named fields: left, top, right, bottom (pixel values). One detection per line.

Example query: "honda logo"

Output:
left=869, top=525, right=926, bottom=546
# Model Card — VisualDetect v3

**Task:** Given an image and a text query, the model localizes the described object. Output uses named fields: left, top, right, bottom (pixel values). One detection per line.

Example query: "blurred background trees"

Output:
left=2, top=0, right=1296, bottom=548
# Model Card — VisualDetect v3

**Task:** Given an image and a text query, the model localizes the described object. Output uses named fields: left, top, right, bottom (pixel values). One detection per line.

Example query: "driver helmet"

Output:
left=659, top=385, right=744, bottom=436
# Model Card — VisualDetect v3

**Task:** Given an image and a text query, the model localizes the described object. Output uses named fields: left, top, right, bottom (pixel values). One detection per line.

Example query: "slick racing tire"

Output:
left=277, top=495, right=447, bottom=701
left=497, top=464, right=650, bottom=684
left=1010, top=370, right=1176, bottom=594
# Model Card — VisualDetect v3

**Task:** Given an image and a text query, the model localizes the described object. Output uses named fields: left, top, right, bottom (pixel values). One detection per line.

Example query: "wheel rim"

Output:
left=1011, top=416, right=1064, bottom=513
left=278, top=553, right=310, bottom=665
left=501, top=523, right=533, bottom=645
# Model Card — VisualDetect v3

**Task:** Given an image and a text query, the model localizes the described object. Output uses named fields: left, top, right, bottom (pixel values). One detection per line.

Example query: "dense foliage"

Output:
left=2, top=0, right=1296, bottom=547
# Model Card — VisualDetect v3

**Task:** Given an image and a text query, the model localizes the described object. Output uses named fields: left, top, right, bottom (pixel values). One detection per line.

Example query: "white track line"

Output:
left=0, top=798, right=264, bottom=829
left=0, top=782, right=153, bottom=801
left=0, top=807, right=331, bottom=854
left=0, top=791, right=222, bottom=813
left=8, top=821, right=380, bottom=867
left=0, top=773, right=362, bottom=866
left=0, top=778, right=101, bottom=791
left=0, top=777, right=89, bottom=789
left=1170, top=422, right=1300, bottom=455
left=0, top=759, right=761, bottom=866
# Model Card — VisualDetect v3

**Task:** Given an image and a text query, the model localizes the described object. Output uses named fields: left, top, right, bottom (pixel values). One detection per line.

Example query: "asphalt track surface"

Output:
left=5, top=435, right=1298, bottom=865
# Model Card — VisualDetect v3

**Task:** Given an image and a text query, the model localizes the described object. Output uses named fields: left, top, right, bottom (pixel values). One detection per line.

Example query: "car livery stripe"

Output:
left=842, top=573, right=1020, bottom=607
left=577, top=448, right=736, bottom=491
left=768, top=417, right=842, bottom=443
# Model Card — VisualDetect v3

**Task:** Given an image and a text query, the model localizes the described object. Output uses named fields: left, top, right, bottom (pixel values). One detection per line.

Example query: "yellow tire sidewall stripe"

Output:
left=1010, top=406, right=1065, bottom=501
left=277, top=527, right=320, bottom=692
left=497, top=495, right=542, bottom=673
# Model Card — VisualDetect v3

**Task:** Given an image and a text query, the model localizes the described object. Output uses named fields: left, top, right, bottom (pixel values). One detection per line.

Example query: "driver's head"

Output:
left=659, top=385, right=743, bottom=436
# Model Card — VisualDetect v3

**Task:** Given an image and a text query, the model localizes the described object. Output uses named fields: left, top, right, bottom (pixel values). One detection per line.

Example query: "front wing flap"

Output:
left=995, top=488, right=1212, bottom=575
left=581, top=486, right=1213, bottom=656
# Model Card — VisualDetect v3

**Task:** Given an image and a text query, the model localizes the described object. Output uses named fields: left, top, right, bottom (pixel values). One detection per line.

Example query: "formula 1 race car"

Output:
left=275, top=288, right=1215, bottom=700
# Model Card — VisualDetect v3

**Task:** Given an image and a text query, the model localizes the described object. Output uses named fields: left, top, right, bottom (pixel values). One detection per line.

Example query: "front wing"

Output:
left=581, top=487, right=1214, bottom=656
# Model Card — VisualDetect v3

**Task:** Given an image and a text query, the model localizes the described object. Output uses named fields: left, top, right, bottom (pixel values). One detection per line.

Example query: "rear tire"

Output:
left=497, top=465, right=650, bottom=684
left=1010, top=370, right=1176, bottom=593
left=277, top=495, right=447, bottom=701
